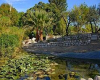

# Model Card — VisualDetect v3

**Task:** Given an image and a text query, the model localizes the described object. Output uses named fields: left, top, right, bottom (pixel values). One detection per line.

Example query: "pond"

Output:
left=18, top=52, right=100, bottom=80
left=65, top=58, right=100, bottom=79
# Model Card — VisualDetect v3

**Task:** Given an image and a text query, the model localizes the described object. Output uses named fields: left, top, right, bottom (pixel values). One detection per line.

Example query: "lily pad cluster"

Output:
left=0, top=54, right=55, bottom=80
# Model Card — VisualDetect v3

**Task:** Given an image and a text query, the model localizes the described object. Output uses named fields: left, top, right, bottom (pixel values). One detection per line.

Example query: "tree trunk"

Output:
left=75, top=24, right=80, bottom=34
left=53, top=25, right=56, bottom=35
left=66, top=22, right=70, bottom=36
left=90, top=21, right=94, bottom=33
left=97, top=28, right=100, bottom=33
left=77, top=26, right=79, bottom=33
left=39, top=30, right=43, bottom=41
left=36, top=28, right=39, bottom=42
left=62, top=15, right=70, bottom=36
left=94, top=21, right=98, bottom=33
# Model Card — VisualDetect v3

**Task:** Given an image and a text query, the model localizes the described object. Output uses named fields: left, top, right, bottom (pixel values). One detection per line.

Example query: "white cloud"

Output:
left=6, top=0, right=25, bottom=2
left=16, top=8, right=26, bottom=12
left=5, top=0, right=26, bottom=4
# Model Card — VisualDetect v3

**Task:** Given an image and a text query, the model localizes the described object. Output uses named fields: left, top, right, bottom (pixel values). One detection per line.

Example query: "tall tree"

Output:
left=55, top=17, right=66, bottom=35
left=23, top=2, right=64, bottom=35
left=18, top=12, right=24, bottom=27
left=97, top=3, right=100, bottom=15
left=0, top=16, right=11, bottom=27
left=0, top=3, right=19, bottom=26
left=87, top=5, right=99, bottom=33
left=48, top=0, right=67, bottom=12
left=22, top=8, right=51, bottom=41
left=49, top=0, right=68, bottom=35
left=70, top=4, right=89, bottom=33
left=62, top=11, right=76, bottom=35
left=97, top=3, right=100, bottom=32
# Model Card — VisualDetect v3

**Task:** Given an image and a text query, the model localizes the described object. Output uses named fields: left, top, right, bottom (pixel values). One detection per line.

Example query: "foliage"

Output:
left=0, top=34, right=19, bottom=57
left=0, top=54, right=54, bottom=80
left=22, top=7, right=53, bottom=41
left=0, top=34, right=19, bottom=48
left=23, top=3, right=53, bottom=30
left=71, top=4, right=89, bottom=33
left=1, top=26, right=25, bottom=44
left=18, top=12, right=24, bottom=27
left=0, top=3, right=19, bottom=26
left=86, top=5, right=99, bottom=33
left=49, top=0, right=67, bottom=12
left=0, top=2, right=100, bottom=35
left=85, top=24, right=92, bottom=33
left=55, top=18, right=66, bottom=35
left=0, top=26, right=25, bottom=57
left=22, top=1, right=67, bottom=36
left=0, top=16, right=11, bottom=27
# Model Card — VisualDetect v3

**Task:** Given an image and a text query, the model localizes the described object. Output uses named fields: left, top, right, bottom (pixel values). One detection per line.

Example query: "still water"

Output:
left=19, top=56, right=100, bottom=80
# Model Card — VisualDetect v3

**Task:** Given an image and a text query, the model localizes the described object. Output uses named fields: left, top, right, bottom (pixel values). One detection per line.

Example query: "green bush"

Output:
left=0, top=34, right=19, bottom=57
left=0, top=16, right=11, bottom=27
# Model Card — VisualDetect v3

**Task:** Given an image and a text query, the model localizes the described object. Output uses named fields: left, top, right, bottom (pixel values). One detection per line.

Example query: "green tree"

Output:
left=0, top=3, right=19, bottom=26
left=62, top=11, right=77, bottom=35
left=33, top=10, right=50, bottom=41
left=49, top=0, right=67, bottom=35
left=0, top=16, right=11, bottom=27
left=33, top=2, right=61, bottom=35
left=97, top=3, right=100, bottom=32
left=18, top=12, right=24, bottom=27
left=22, top=9, right=51, bottom=41
left=87, top=5, right=99, bottom=33
left=48, top=0, right=67, bottom=12
left=71, top=4, right=89, bottom=33
left=55, top=18, right=66, bottom=35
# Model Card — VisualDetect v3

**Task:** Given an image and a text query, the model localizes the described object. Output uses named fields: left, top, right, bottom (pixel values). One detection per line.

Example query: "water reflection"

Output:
left=37, top=77, right=50, bottom=80
left=65, top=58, right=100, bottom=79
left=19, top=57, right=100, bottom=80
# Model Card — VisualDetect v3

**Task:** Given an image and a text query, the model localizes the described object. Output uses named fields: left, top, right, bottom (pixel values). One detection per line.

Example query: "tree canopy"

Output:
left=0, top=1, right=100, bottom=40
left=49, top=0, right=67, bottom=12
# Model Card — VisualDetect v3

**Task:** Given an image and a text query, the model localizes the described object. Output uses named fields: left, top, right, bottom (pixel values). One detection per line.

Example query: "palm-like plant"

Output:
left=31, top=10, right=51, bottom=41
left=23, top=9, right=52, bottom=41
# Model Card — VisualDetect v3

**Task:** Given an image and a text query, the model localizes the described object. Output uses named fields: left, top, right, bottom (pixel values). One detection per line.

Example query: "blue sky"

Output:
left=67, top=0, right=100, bottom=10
left=0, top=0, right=100, bottom=12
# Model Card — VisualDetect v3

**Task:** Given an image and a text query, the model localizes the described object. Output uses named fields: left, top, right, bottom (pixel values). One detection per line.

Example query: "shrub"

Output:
left=0, top=34, right=19, bottom=57
left=0, top=16, right=11, bottom=27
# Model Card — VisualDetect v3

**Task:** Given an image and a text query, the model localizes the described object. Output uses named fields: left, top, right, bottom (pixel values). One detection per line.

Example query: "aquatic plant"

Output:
left=0, top=54, right=56, bottom=79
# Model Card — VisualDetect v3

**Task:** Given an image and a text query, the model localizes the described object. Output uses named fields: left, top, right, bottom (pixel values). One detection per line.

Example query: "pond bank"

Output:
left=23, top=40, right=100, bottom=61
left=23, top=40, right=100, bottom=53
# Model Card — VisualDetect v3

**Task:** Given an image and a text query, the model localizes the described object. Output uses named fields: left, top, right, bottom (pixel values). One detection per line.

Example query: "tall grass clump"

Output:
left=0, top=26, right=25, bottom=58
